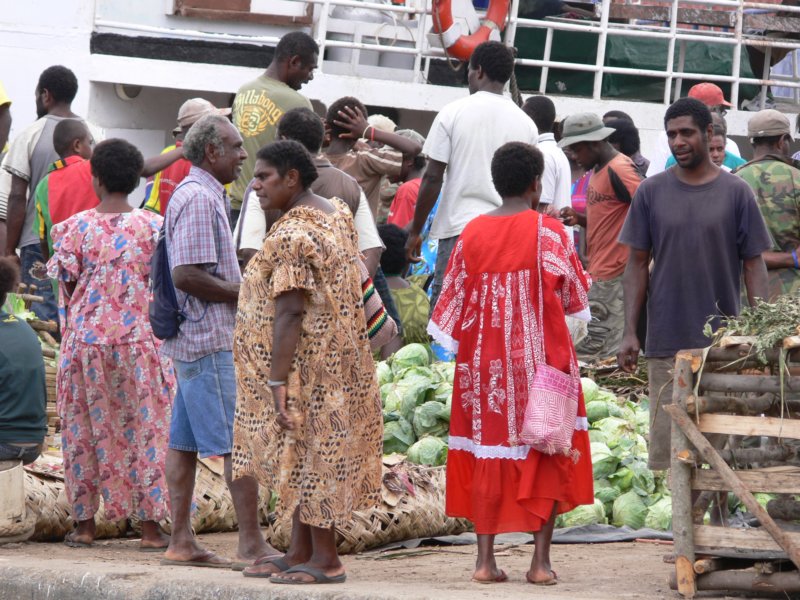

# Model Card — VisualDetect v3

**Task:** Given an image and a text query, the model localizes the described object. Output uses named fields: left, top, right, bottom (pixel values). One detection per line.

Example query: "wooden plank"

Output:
left=785, top=337, right=800, bottom=351
left=698, top=414, right=800, bottom=440
left=694, top=524, right=797, bottom=554
left=693, top=468, right=800, bottom=494
left=699, top=374, right=800, bottom=394
left=670, top=354, right=697, bottom=598
left=666, top=403, right=800, bottom=571
left=719, top=336, right=759, bottom=348
left=671, top=569, right=800, bottom=593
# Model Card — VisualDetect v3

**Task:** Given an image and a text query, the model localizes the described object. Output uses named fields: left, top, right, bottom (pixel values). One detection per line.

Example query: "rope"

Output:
left=510, top=68, right=523, bottom=107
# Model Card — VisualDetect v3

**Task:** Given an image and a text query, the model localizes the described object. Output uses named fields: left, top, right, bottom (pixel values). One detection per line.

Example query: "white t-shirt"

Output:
left=235, top=189, right=383, bottom=253
left=424, top=91, right=539, bottom=240
left=536, top=132, right=572, bottom=212
left=646, top=131, right=741, bottom=178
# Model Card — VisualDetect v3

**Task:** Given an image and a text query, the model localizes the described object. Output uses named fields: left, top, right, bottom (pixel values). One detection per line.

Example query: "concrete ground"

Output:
left=0, top=531, right=744, bottom=600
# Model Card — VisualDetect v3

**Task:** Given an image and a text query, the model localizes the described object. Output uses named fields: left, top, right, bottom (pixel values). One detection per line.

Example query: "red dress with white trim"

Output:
left=429, top=210, right=594, bottom=534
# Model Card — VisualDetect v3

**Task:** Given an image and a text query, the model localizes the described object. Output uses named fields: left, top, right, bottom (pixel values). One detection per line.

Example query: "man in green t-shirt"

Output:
left=735, top=109, right=800, bottom=300
left=230, top=32, right=318, bottom=224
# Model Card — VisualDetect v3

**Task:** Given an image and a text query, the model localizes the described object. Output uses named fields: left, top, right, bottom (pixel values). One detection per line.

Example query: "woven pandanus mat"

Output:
left=263, top=461, right=471, bottom=554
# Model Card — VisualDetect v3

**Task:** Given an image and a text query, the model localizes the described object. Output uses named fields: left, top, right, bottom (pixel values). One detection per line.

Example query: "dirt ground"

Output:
left=0, top=531, right=766, bottom=600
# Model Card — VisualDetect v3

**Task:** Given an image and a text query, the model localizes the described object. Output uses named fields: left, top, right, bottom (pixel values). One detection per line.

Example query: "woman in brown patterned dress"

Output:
left=231, top=140, right=383, bottom=584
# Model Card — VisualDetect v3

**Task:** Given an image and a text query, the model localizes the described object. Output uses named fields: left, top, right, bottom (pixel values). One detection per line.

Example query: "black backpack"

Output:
left=148, top=185, right=214, bottom=340
left=149, top=222, right=185, bottom=340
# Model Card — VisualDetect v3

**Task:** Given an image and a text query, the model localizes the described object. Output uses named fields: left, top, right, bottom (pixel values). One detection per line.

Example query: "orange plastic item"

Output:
left=432, top=0, right=509, bottom=61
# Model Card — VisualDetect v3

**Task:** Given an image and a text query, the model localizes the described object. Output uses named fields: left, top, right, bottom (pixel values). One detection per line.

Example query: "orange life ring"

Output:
left=432, top=0, right=509, bottom=61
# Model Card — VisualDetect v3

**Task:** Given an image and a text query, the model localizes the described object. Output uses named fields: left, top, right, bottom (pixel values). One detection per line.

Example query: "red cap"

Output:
left=688, top=83, right=732, bottom=107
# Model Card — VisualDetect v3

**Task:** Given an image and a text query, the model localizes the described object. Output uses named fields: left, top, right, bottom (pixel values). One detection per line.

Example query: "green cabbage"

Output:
left=395, top=374, right=437, bottom=420
left=588, top=429, right=607, bottom=444
left=586, top=401, right=610, bottom=423
left=377, top=361, right=393, bottom=386
left=383, top=417, right=416, bottom=454
left=561, top=498, right=607, bottom=527
left=590, top=442, right=619, bottom=479
left=644, top=497, right=672, bottom=531
left=412, top=401, right=450, bottom=438
left=612, top=490, right=648, bottom=529
left=383, top=388, right=403, bottom=414
left=581, top=377, right=599, bottom=403
left=380, top=382, right=395, bottom=405
left=609, top=459, right=654, bottom=496
left=432, top=362, right=455, bottom=384
left=594, top=417, right=635, bottom=449
left=390, top=343, right=431, bottom=375
left=433, top=381, right=453, bottom=404
left=407, top=436, right=447, bottom=466
left=595, top=479, right=621, bottom=515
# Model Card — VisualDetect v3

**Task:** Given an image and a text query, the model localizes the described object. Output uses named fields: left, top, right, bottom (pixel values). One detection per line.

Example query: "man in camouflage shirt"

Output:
left=736, top=110, right=800, bottom=299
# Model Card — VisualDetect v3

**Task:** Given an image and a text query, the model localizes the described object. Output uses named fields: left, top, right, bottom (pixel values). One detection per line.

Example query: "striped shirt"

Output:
left=161, top=166, right=241, bottom=362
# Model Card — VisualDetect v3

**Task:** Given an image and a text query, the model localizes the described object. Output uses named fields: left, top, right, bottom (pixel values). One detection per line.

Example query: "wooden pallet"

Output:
left=669, top=342, right=800, bottom=597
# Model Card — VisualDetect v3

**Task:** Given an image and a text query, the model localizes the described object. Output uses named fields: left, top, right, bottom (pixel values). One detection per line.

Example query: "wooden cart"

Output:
left=669, top=338, right=800, bottom=597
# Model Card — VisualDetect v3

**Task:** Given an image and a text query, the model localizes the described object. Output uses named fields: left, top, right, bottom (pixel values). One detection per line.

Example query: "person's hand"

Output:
left=406, top=231, right=423, bottom=264
left=271, top=385, right=294, bottom=431
left=617, top=333, right=641, bottom=373
left=332, top=105, right=370, bottom=140
left=560, top=206, right=579, bottom=227
left=3, top=251, right=20, bottom=267
left=540, top=203, right=560, bottom=218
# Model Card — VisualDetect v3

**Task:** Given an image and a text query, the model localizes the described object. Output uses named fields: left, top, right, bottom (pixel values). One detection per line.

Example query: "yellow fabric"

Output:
left=0, top=81, right=10, bottom=154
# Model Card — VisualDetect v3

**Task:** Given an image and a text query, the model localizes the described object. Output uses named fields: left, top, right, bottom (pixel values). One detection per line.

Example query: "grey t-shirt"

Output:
left=2, top=115, right=64, bottom=249
left=619, top=168, right=771, bottom=358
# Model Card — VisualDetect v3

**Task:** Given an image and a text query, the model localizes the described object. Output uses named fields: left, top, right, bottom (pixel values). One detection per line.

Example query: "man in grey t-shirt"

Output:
left=2, top=66, right=81, bottom=324
left=616, top=98, right=770, bottom=471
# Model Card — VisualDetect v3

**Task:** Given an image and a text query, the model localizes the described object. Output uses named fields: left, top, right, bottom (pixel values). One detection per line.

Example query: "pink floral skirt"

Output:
left=57, top=334, right=174, bottom=522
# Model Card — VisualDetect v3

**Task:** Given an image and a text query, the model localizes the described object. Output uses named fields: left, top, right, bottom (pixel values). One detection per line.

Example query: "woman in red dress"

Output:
left=429, top=142, right=594, bottom=585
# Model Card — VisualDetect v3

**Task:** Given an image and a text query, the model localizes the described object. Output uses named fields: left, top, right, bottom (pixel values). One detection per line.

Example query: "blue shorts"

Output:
left=169, top=351, right=236, bottom=458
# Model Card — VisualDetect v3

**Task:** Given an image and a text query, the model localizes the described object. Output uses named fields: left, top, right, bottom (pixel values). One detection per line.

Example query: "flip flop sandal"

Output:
left=64, top=532, right=93, bottom=548
left=269, top=564, right=347, bottom=585
left=241, top=556, right=290, bottom=577
left=160, top=551, right=232, bottom=569
left=471, top=569, right=508, bottom=584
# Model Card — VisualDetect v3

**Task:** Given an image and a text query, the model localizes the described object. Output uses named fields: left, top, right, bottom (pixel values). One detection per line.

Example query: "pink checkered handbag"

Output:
left=519, top=217, right=579, bottom=455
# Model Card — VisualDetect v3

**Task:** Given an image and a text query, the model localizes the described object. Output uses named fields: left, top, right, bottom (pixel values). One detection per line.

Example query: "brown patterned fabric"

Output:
left=231, top=199, right=383, bottom=529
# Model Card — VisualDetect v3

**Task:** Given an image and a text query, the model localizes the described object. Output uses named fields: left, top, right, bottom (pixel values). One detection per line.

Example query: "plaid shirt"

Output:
left=161, top=166, right=241, bottom=362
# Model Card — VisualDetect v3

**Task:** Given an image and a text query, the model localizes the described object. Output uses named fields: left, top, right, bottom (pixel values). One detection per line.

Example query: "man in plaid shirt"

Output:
left=161, top=114, right=274, bottom=568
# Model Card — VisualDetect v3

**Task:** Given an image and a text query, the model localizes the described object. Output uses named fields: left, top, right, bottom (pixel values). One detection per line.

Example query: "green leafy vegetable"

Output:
left=407, top=436, right=448, bottom=466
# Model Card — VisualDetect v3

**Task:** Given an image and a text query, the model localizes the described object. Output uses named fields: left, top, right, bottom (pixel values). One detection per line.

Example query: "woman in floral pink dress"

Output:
left=47, top=139, right=174, bottom=549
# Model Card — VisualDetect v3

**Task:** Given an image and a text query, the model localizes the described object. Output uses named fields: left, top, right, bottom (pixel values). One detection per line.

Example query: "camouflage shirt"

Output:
left=736, top=155, right=800, bottom=299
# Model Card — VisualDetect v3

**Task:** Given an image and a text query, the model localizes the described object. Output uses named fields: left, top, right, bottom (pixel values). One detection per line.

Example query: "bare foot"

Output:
left=65, top=519, right=96, bottom=547
left=163, top=539, right=229, bottom=565
left=236, top=537, right=279, bottom=562
left=472, top=566, right=508, bottom=583
left=526, top=567, right=558, bottom=585
left=140, top=520, right=170, bottom=550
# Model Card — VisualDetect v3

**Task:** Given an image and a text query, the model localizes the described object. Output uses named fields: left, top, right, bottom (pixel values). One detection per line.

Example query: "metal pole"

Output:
left=539, top=27, right=554, bottom=95
left=759, top=45, right=772, bottom=109
left=592, top=0, right=611, bottom=100
left=730, top=0, right=745, bottom=109
left=663, top=0, right=681, bottom=105
left=316, top=0, right=332, bottom=74
left=412, top=0, right=427, bottom=83
left=675, top=41, right=687, bottom=101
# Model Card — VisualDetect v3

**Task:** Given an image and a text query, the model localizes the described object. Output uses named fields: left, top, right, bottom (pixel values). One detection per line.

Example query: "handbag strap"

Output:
left=535, top=214, right=577, bottom=378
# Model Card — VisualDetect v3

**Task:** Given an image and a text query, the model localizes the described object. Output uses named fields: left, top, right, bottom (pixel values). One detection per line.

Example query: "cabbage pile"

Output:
left=378, top=353, right=674, bottom=530
left=557, top=378, right=672, bottom=531
left=380, top=343, right=453, bottom=467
